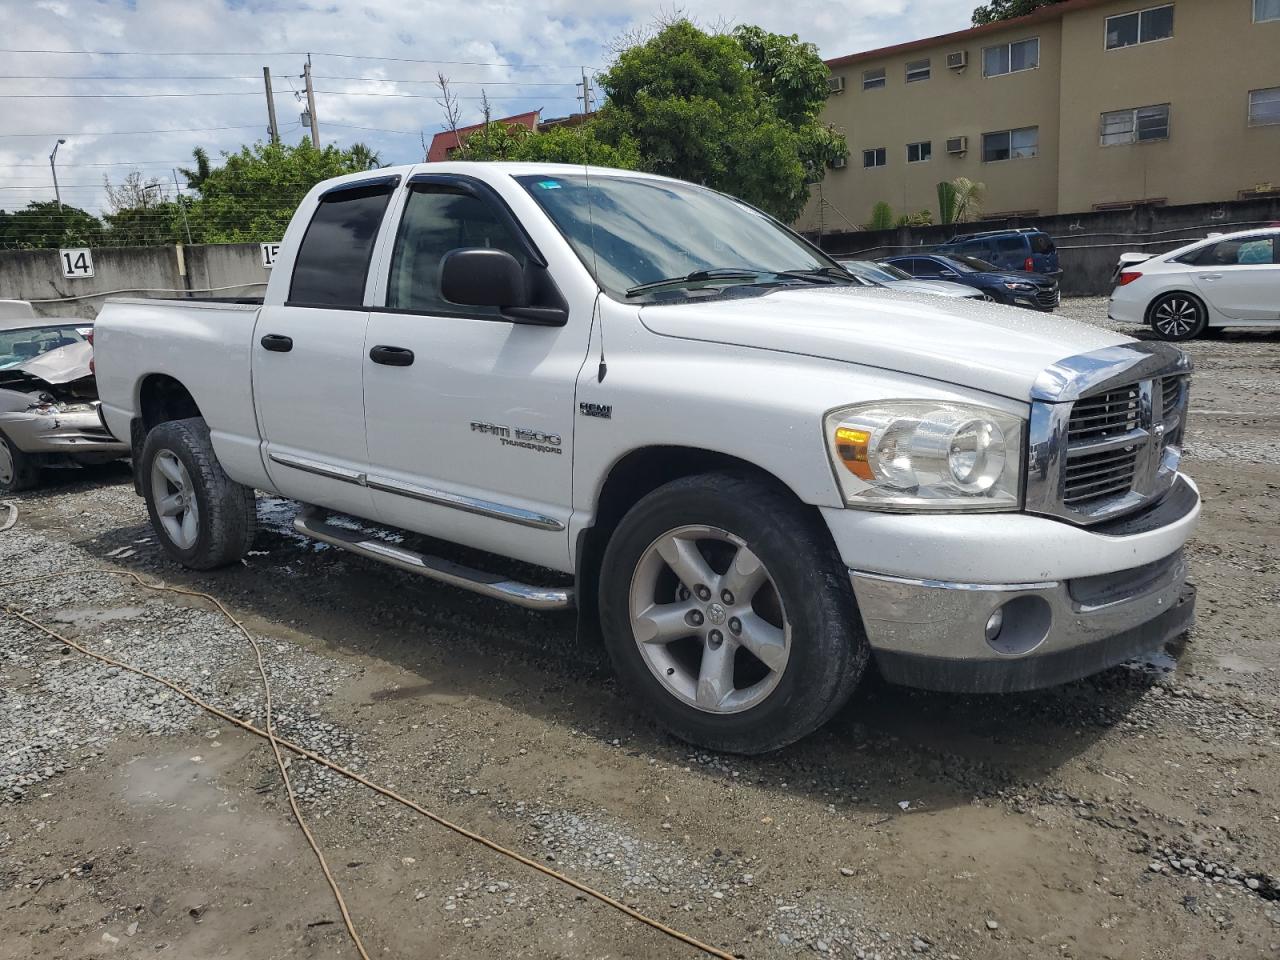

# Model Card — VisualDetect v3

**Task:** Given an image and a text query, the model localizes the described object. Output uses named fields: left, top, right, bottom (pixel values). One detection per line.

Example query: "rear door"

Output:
left=1187, top=235, right=1279, bottom=320
left=252, top=176, right=398, bottom=516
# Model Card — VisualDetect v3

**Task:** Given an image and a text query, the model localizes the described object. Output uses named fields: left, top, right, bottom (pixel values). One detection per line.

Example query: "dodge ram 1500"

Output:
left=94, top=163, right=1199, bottom=753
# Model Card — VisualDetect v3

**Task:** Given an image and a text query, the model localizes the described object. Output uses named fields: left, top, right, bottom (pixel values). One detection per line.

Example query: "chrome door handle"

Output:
left=1198, top=273, right=1223, bottom=281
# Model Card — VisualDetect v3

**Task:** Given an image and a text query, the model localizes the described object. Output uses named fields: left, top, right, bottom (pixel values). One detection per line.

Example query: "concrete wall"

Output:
left=807, top=196, right=1280, bottom=296
left=0, top=243, right=269, bottom=319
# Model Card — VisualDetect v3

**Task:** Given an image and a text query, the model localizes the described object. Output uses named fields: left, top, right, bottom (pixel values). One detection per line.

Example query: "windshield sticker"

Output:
left=536, top=180, right=562, bottom=190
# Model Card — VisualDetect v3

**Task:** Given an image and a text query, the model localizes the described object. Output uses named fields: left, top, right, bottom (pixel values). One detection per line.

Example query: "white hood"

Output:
left=639, top=286, right=1129, bottom=401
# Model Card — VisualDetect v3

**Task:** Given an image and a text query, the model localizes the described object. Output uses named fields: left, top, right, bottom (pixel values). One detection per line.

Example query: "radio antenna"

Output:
left=582, top=151, right=606, bottom=382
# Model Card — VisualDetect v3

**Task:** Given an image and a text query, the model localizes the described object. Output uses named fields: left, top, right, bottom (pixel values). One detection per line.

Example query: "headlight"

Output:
left=825, top=401, right=1024, bottom=511
left=1003, top=281, right=1035, bottom=291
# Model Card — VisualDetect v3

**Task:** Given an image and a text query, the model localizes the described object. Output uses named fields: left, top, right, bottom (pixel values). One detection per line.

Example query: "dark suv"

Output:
left=935, top=228, right=1061, bottom=280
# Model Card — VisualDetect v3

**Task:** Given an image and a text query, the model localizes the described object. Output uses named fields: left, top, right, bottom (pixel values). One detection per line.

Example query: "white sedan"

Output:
left=1108, top=227, right=1280, bottom=341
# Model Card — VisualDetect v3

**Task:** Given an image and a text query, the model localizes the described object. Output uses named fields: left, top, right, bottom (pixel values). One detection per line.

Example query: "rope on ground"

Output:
left=0, top=567, right=737, bottom=960
left=0, top=501, right=16, bottom=533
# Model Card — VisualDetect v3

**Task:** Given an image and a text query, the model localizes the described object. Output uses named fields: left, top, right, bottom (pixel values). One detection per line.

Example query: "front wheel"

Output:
left=1149, top=293, right=1207, bottom=341
left=140, top=417, right=257, bottom=570
left=0, top=432, right=40, bottom=493
left=598, top=472, right=868, bottom=754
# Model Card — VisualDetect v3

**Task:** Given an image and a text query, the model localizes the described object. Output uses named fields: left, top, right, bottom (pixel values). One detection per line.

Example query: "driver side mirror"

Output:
left=440, top=248, right=531, bottom=309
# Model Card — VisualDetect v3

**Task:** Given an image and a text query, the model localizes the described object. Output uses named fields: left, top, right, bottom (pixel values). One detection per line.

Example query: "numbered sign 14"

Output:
left=60, top=248, right=94, bottom=279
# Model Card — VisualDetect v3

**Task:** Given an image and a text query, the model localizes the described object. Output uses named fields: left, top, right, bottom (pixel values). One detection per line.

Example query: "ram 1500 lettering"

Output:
left=94, top=163, right=1199, bottom=754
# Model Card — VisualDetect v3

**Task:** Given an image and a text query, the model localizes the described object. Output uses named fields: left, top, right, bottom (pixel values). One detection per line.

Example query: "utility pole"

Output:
left=49, top=138, right=66, bottom=209
left=263, top=66, right=280, bottom=143
left=303, top=55, right=320, bottom=147
left=172, top=168, right=193, bottom=245
left=576, top=67, right=593, bottom=115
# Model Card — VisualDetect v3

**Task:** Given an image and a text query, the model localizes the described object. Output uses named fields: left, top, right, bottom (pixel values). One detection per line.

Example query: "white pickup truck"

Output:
left=95, top=162, right=1199, bottom=753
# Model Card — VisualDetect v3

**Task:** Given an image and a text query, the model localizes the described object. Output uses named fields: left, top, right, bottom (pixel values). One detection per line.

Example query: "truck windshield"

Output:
left=516, top=173, right=838, bottom=300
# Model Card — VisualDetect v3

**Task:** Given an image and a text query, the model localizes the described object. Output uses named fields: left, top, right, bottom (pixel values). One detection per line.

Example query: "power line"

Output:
left=0, top=89, right=579, bottom=100
left=0, top=123, right=267, bottom=138
left=0, top=74, right=579, bottom=86
left=0, top=49, right=597, bottom=69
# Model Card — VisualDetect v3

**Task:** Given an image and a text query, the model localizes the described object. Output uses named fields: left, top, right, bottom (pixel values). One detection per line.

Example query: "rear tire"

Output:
left=140, top=418, right=257, bottom=570
left=0, top=432, right=40, bottom=493
left=598, top=471, right=868, bottom=754
left=1149, top=293, right=1207, bottom=341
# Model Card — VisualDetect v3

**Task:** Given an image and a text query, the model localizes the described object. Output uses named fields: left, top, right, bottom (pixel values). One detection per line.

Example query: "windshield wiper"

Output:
left=776, top=267, right=860, bottom=285
left=625, top=268, right=761, bottom=297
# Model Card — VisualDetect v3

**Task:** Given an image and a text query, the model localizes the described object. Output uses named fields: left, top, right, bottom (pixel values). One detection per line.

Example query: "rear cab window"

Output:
left=289, top=179, right=397, bottom=307
left=1030, top=233, right=1055, bottom=254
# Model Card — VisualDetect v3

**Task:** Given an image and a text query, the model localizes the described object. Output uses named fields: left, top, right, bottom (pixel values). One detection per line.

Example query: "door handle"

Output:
left=1198, top=273, right=1223, bottom=281
left=260, top=334, right=293, bottom=352
left=369, top=344, right=415, bottom=367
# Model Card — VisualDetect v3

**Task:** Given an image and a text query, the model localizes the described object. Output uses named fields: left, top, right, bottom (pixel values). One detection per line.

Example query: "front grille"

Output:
left=1063, top=444, right=1140, bottom=506
left=1035, top=284, right=1060, bottom=309
left=1067, top=384, right=1140, bottom=444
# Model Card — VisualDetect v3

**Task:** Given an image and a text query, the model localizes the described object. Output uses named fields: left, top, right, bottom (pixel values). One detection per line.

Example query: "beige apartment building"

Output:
left=800, top=0, right=1280, bottom=233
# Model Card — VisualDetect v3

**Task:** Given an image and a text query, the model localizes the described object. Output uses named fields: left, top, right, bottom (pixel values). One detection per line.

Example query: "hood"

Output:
left=898, top=280, right=980, bottom=298
left=639, top=286, right=1129, bottom=401
left=0, top=340, right=94, bottom=385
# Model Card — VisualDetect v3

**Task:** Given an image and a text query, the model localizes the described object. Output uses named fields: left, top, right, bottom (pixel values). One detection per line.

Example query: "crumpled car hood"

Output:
left=638, top=286, right=1129, bottom=401
left=0, top=341, right=97, bottom=406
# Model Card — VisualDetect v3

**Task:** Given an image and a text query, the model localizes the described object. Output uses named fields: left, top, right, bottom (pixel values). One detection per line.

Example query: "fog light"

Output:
left=984, top=608, right=1004, bottom=643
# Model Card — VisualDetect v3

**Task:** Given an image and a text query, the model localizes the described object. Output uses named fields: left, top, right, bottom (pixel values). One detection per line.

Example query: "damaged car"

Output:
left=0, top=304, right=128, bottom=492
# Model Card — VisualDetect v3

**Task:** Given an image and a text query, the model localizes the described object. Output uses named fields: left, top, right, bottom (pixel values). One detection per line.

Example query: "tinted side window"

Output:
left=289, top=184, right=393, bottom=306
left=1187, top=237, right=1275, bottom=266
left=996, top=236, right=1027, bottom=255
left=386, top=187, right=527, bottom=314
left=913, top=258, right=943, bottom=277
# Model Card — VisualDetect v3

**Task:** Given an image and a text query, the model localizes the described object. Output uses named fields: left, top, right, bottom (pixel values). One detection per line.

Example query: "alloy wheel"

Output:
left=628, top=524, right=791, bottom=714
left=151, top=449, right=200, bottom=550
left=1153, top=297, right=1201, bottom=338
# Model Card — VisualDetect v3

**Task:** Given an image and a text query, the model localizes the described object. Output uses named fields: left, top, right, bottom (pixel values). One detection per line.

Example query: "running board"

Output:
left=293, top=508, right=574, bottom=612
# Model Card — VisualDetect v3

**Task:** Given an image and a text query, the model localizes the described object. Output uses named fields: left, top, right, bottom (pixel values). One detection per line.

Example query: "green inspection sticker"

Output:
left=537, top=180, right=562, bottom=189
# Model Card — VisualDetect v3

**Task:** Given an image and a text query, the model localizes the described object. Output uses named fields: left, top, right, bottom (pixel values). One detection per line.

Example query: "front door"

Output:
left=252, top=179, right=396, bottom=517
left=1189, top=235, right=1279, bottom=320
left=362, top=175, right=592, bottom=571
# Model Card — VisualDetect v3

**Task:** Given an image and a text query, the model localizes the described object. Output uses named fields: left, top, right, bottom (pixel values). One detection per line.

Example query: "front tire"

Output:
left=140, top=418, right=256, bottom=570
left=0, top=432, right=40, bottom=493
left=1149, top=293, right=1207, bottom=341
left=598, top=472, right=868, bottom=754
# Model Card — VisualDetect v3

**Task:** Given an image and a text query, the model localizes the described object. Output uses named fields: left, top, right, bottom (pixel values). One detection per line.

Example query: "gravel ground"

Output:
left=2, top=298, right=1279, bottom=959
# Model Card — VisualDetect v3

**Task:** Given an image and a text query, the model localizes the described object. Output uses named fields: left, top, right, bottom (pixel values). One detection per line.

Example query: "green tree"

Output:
left=179, top=139, right=381, bottom=243
left=971, top=0, right=1066, bottom=25
left=867, top=201, right=895, bottom=231
left=0, top=202, right=103, bottom=249
left=591, top=20, right=846, bottom=222
left=937, top=178, right=985, bottom=224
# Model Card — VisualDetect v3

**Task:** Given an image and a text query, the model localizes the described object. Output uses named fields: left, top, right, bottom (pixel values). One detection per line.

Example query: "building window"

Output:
left=1250, top=87, right=1280, bottom=125
left=863, top=68, right=886, bottom=90
left=982, top=37, right=1039, bottom=76
left=863, top=147, right=887, bottom=168
left=982, top=126, right=1038, bottom=162
left=1105, top=4, right=1175, bottom=49
left=905, top=59, right=931, bottom=82
left=907, top=141, right=932, bottom=162
left=1100, top=104, right=1170, bottom=144
left=1257, top=0, right=1280, bottom=21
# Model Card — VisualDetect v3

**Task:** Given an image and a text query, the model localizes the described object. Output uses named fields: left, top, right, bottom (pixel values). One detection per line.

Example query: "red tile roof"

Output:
left=426, top=110, right=542, bottom=162
left=825, top=0, right=1111, bottom=68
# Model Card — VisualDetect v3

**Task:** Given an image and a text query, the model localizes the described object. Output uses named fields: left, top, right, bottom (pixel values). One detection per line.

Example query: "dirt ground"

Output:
left=1, top=299, right=1278, bottom=960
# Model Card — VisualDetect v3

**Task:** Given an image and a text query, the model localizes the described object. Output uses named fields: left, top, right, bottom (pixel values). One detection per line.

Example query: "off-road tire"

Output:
left=598, top=471, right=869, bottom=754
left=0, top=431, right=40, bottom=493
left=140, top=417, right=257, bottom=570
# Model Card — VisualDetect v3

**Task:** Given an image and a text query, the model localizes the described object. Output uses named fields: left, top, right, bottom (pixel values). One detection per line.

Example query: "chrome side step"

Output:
left=293, top=507, right=574, bottom=612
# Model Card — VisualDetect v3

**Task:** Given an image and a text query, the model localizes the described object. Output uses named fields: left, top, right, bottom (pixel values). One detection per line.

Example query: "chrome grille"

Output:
left=1026, top=342, right=1192, bottom=526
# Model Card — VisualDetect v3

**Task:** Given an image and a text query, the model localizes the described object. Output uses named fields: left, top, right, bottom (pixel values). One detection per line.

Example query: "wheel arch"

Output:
left=1144, top=289, right=1207, bottom=324
left=130, top=374, right=204, bottom=494
left=574, top=444, right=829, bottom=642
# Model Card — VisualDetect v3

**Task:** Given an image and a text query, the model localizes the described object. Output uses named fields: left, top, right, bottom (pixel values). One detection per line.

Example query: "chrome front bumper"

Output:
left=0, top=408, right=128, bottom=456
left=850, top=550, right=1195, bottom=693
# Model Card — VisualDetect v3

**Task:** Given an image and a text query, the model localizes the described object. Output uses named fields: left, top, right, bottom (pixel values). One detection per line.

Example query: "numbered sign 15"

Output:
left=260, top=242, right=282, bottom=269
left=60, top=248, right=95, bottom=279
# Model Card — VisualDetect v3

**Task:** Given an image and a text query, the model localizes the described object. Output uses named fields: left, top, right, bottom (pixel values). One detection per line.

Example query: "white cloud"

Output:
left=0, top=0, right=975, bottom=215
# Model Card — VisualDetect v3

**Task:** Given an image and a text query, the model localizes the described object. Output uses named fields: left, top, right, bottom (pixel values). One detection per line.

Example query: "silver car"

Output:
left=0, top=305, right=127, bottom=492
left=839, top=259, right=983, bottom=299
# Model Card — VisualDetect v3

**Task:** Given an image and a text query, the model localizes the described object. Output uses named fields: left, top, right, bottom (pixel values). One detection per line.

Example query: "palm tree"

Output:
left=346, top=142, right=383, bottom=170
left=937, top=177, right=986, bottom=224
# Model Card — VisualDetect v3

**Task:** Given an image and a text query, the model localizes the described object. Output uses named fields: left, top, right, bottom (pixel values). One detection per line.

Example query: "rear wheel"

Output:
left=598, top=472, right=868, bottom=754
left=0, top=432, right=40, bottom=493
left=1149, top=293, right=1207, bottom=341
left=140, top=418, right=257, bottom=570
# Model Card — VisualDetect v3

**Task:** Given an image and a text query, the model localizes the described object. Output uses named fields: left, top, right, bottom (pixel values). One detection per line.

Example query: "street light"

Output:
left=49, top=138, right=66, bottom=210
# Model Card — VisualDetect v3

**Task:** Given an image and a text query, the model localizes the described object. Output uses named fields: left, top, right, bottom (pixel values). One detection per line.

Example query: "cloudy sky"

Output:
left=1, top=0, right=977, bottom=215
